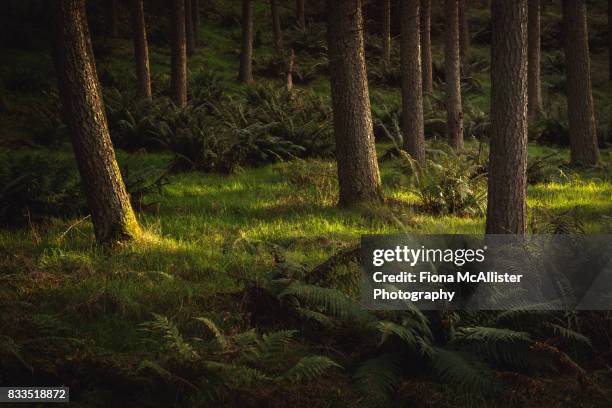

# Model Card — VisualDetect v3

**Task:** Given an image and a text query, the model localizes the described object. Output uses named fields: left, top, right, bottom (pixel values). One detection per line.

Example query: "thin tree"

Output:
left=51, top=0, right=140, bottom=244
left=421, top=0, right=433, bottom=95
left=108, top=0, right=118, bottom=37
left=528, top=0, right=543, bottom=117
left=271, top=0, right=284, bottom=56
left=459, top=0, right=470, bottom=62
left=445, top=0, right=464, bottom=149
left=185, top=0, right=195, bottom=56
left=192, top=0, right=200, bottom=47
left=296, top=0, right=306, bottom=30
left=609, top=0, right=612, bottom=80
left=382, top=0, right=391, bottom=68
left=129, top=0, right=152, bottom=100
left=562, top=0, right=600, bottom=165
left=170, top=0, right=188, bottom=107
left=239, top=0, right=254, bottom=83
left=400, top=0, right=425, bottom=162
left=486, top=0, right=528, bottom=234
left=327, top=0, right=383, bottom=206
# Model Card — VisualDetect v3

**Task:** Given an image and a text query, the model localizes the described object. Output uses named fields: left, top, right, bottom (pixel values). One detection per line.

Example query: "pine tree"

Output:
left=239, top=0, right=254, bottom=83
left=170, top=0, right=188, bottom=107
left=129, top=0, right=152, bottom=100
left=382, top=0, right=391, bottom=68
left=445, top=0, right=464, bottom=149
left=528, top=0, right=543, bottom=117
left=421, top=0, right=433, bottom=95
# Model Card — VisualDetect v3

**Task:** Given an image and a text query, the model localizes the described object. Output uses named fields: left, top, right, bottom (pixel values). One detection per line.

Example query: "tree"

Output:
left=185, top=0, right=195, bottom=56
left=562, top=0, right=600, bottom=166
left=445, top=0, right=464, bottom=148
left=270, top=0, right=284, bottom=55
left=609, top=0, right=612, bottom=80
left=382, top=0, right=391, bottom=68
left=327, top=0, right=383, bottom=206
left=170, top=0, right=188, bottom=107
left=421, top=0, right=433, bottom=95
left=296, top=0, right=306, bottom=30
left=107, top=0, right=118, bottom=37
left=528, top=0, right=543, bottom=117
left=51, top=0, right=140, bottom=244
left=486, top=0, right=528, bottom=234
left=129, top=0, right=152, bottom=100
left=400, top=0, right=425, bottom=162
left=192, top=0, right=200, bottom=47
left=459, top=0, right=470, bottom=62
left=239, top=0, right=254, bottom=83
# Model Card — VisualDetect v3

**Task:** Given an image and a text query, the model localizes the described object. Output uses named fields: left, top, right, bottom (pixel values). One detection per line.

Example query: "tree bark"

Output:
left=445, top=0, right=464, bottom=149
left=382, top=0, right=391, bottom=67
left=562, top=0, right=600, bottom=166
left=421, top=0, right=433, bottom=95
left=528, top=0, right=543, bottom=117
left=609, top=0, right=612, bottom=80
left=239, top=0, right=254, bottom=83
left=108, top=0, right=118, bottom=37
left=185, top=0, right=195, bottom=56
left=296, top=0, right=306, bottom=30
left=327, top=0, right=383, bottom=206
left=192, top=0, right=200, bottom=47
left=51, top=0, right=140, bottom=244
left=129, top=0, right=152, bottom=100
left=170, top=0, right=188, bottom=107
left=459, top=0, right=470, bottom=62
left=400, top=0, right=425, bottom=162
left=486, top=0, right=528, bottom=235
left=286, top=49, right=295, bottom=91
left=271, top=0, right=284, bottom=56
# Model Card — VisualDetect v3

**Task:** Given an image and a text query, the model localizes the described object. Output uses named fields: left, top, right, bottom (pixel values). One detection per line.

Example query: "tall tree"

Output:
left=459, top=0, right=470, bottom=62
left=486, top=0, right=528, bottom=234
left=296, top=0, right=306, bottom=30
left=185, top=0, right=195, bottom=56
left=562, top=0, right=600, bottom=165
left=327, top=0, right=383, bottom=206
left=421, top=0, right=433, bottom=95
left=400, top=0, right=425, bottom=162
left=192, top=0, right=200, bottom=47
left=270, top=0, right=284, bottom=55
left=445, top=0, right=464, bottom=148
left=170, top=0, right=188, bottom=107
left=51, top=0, right=140, bottom=244
left=239, top=0, right=254, bottom=83
left=609, top=0, right=612, bottom=80
left=107, top=0, right=118, bottom=37
left=129, top=0, right=152, bottom=100
left=382, top=0, right=391, bottom=67
left=528, top=0, right=543, bottom=117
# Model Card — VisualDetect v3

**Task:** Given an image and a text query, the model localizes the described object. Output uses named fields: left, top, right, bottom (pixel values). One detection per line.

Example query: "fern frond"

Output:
left=452, top=326, right=531, bottom=367
left=431, top=347, right=500, bottom=395
left=140, top=313, right=198, bottom=360
left=353, top=353, right=401, bottom=407
left=194, top=317, right=228, bottom=350
left=255, top=330, right=297, bottom=358
left=545, top=323, right=592, bottom=347
left=281, top=355, right=342, bottom=384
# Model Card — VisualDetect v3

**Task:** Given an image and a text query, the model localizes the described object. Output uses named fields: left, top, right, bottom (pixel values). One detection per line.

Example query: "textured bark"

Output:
left=170, top=0, right=188, bottom=107
left=382, top=0, right=391, bottom=67
left=327, top=0, right=383, bottom=206
left=51, top=0, right=140, bottom=244
left=400, top=0, right=425, bottom=162
left=445, top=0, right=464, bottom=148
left=296, top=0, right=306, bottom=30
left=271, top=0, right=284, bottom=55
left=459, top=0, right=470, bottom=62
left=108, top=0, right=118, bottom=37
left=192, top=0, right=200, bottom=47
left=562, top=0, right=600, bottom=165
left=528, top=0, right=543, bottom=117
left=239, top=0, right=254, bottom=83
left=286, top=49, right=295, bottom=91
left=420, top=0, right=433, bottom=95
left=486, top=0, right=528, bottom=235
left=185, top=0, right=195, bottom=56
left=129, top=0, right=152, bottom=100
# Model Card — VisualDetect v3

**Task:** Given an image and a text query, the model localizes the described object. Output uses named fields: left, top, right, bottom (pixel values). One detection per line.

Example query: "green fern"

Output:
left=353, top=353, right=402, bottom=407
left=140, top=313, right=198, bottom=361
left=281, top=355, right=342, bottom=384
left=432, top=347, right=500, bottom=395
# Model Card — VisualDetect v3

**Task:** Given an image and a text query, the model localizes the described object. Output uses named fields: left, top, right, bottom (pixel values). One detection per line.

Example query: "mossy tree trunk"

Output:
left=327, top=0, right=383, bottom=206
left=239, top=0, right=254, bottom=83
left=421, top=0, right=433, bottom=95
left=129, top=0, right=152, bottom=100
left=51, top=0, right=140, bottom=244
left=400, top=0, right=425, bottom=162
left=486, top=0, right=528, bottom=234
left=382, top=0, right=391, bottom=68
left=170, top=0, right=188, bottom=107
left=271, top=0, right=284, bottom=56
left=528, top=0, right=543, bottom=117
left=562, top=0, right=600, bottom=166
left=445, top=0, right=464, bottom=149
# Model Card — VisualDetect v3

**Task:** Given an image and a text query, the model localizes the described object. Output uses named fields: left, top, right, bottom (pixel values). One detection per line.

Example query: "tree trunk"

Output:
left=271, top=0, right=284, bottom=55
left=185, top=0, right=195, bottom=56
left=445, top=0, right=464, bottom=148
left=609, top=0, right=612, bottom=80
left=327, top=0, right=383, bottom=206
left=51, top=0, right=140, bottom=244
left=562, top=0, right=600, bottom=166
left=459, top=0, right=470, bottom=62
left=528, top=0, right=542, bottom=117
left=170, top=0, right=188, bottom=107
left=400, top=0, right=425, bottom=162
left=286, top=49, right=295, bottom=91
left=192, top=0, right=200, bottom=47
left=108, top=0, right=118, bottom=37
left=421, top=0, right=433, bottom=95
left=296, top=0, right=306, bottom=30
left=382, top=0, right=391, bottom=67
left=239, top=0, right=254, bottom=83
left=486, top=0, right=528, bottom=235
left=129, top=0, right=152, bottom=100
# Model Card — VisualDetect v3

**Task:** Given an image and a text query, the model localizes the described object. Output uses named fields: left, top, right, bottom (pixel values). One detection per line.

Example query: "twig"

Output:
left=57, top=215, right=91, bottom=242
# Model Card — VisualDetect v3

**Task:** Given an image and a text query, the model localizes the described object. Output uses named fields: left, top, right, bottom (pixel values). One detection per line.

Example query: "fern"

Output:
left=353, top=354, right=402, bottom=407
left=281, top=355, right=341, bottom=384
left=545, top=323, right=592, bottom=347
left=140, top=313, right=198, bottom=361
left=194, top=317, right=228, bottom=350
left=431, top=347, right=500, bottom=395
